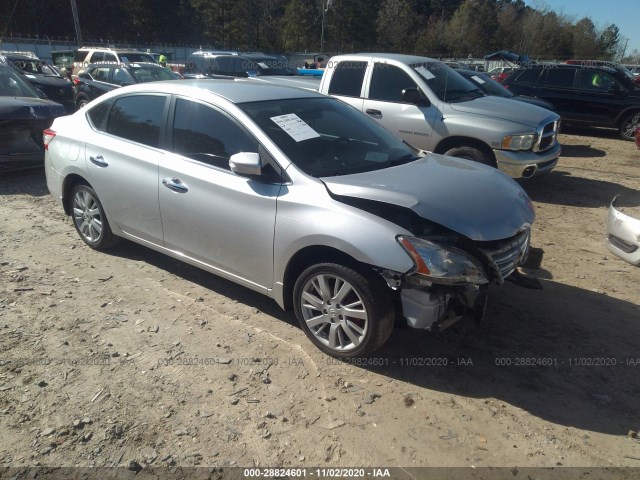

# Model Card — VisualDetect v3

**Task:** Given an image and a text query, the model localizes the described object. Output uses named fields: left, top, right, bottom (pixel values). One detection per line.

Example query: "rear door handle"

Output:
left=89, top=155, right=108, bottom=167
left=162, top=178, right=189, bottom=193
left=366, top=109, right=382, bottom=116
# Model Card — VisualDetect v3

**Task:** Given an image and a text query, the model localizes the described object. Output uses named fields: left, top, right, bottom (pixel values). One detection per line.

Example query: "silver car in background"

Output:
left=44, top=80, right=536, bottom=358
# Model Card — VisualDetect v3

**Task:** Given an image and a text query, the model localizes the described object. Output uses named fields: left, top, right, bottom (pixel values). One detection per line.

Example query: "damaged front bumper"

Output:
left=392, top=229, right=532, bottom=331
left=607, top=196, right=640, bottom=266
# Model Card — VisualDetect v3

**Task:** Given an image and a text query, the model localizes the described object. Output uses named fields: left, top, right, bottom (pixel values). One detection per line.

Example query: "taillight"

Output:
left=43, top=129, right=56, bottom=150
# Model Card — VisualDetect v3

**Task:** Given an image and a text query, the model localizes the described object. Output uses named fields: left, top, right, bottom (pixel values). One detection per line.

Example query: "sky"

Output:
left=524, top=0, right=640, bottom=56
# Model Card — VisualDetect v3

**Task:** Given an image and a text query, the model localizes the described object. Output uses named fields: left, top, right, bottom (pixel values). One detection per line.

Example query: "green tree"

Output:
left=444, top=0, right=498, bottom=57
left=376, top=0, right=417, bottom=53
left=598, top=24, right=621, bottom=60
left=281, top=0, right=318, bottom=51
left=572, top=17, right=599, bottom=58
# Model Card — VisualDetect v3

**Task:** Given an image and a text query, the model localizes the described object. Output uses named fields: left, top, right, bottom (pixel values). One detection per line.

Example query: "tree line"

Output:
left=1, top=0, right=632, bottom=61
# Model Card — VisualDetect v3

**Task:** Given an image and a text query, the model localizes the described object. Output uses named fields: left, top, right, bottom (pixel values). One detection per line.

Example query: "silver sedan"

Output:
left=45, top=79, right=536, bottom=358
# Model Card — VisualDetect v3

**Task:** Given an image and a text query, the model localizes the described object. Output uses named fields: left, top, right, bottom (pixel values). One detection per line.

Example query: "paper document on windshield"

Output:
left=415, top=66, right=435, bottom=80
left=271, top=114, right=321, bottom=142
left=471, top=75, right=486, bottom=84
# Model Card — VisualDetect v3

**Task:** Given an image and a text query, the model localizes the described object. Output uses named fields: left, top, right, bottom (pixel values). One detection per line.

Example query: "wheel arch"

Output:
left=61, top=173, right=92, bottom=215
left=281, top=245, right=375, bottom=311
left=615, top=107, right=640, bottom=126
left=433, top=136, right=497, bottom=167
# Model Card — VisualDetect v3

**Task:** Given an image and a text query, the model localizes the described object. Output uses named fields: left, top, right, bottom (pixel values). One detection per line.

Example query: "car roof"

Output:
left=79, top=47, right=151, bottom=53
left=100, top=79, right=325, bottom=104
left=343, top=53, right=441, bottom=64
left=5, top=53, right=40, bottom=61
left=86, top=62, right=161, bottom=69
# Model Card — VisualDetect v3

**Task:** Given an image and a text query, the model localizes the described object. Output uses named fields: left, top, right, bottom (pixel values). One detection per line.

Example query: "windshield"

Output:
left=239, top=97, right=418, bottom=177
left=130, top=66, right=175, bottom=82
left=465, top=72, right=514, bottom=98
left=412, top=61, right=483, bottom=102
left=0, top=66, right=40, bottom=97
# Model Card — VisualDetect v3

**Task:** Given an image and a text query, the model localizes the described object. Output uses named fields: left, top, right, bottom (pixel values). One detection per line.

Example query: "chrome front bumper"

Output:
left=494, top=142, right=561, bottom=179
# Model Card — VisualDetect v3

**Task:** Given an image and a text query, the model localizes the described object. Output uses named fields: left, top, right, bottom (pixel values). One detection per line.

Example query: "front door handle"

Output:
left=366, top=109, right=382, bottom=116
left=162, top=178, right=189, bottom=193
left=89, top=155, right=108, bottom=167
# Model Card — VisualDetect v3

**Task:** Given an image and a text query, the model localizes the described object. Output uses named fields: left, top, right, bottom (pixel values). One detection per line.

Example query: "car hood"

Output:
left=447, top=95, right=555, bottom=128
left=0, top=97, right=66, bottom=120
left=322, top=154, right=534, bottom=241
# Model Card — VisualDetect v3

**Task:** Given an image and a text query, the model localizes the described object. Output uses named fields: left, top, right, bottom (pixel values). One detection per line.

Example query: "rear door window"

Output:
left=328, top=61, right=367, bottom=97
left=106, top=95, right=167, bottom=147
left=543, top=68, right=576, bottom=88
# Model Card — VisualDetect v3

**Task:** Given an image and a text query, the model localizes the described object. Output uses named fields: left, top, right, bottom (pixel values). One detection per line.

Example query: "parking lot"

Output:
left=0, top=129, right=639, bottom=469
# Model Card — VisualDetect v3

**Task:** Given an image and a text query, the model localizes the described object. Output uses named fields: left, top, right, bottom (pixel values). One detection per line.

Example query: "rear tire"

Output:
left=444, top=145, right=495, bottom=167
left=293, top=263, right=394, bottom=358
left=76, top=96, right=89, bottom=109
left=70, top=183, right=119, bottom=250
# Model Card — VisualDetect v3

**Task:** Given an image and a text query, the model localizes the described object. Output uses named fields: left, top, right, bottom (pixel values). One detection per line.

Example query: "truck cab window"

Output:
left=369, top=63, right=418, bottom=102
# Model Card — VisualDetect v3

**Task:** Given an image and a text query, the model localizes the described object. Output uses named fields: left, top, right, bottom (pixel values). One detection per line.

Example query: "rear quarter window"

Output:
left=87, top=101, right=113, bottom=131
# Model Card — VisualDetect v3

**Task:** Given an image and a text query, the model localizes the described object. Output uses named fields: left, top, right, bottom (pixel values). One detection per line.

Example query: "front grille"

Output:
left=534, top=120, right=558, bottom=153
left=479, top=229, right=530, bottom=284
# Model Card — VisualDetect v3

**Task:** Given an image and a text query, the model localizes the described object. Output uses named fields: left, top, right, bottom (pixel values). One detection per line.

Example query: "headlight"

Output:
left=502, top=134, right=535, bottom=151
left=398, top=236, right=488, bottom=285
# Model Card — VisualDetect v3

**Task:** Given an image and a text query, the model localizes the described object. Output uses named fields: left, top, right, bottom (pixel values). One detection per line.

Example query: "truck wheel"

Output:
left=619, top=112, right=640, bottom=141
left=444, top=146, right=495, bottom=167
left=293, top=263, right=394, bottom=358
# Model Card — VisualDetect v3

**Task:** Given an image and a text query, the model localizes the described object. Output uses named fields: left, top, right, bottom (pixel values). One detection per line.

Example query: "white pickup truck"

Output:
left=253, top=53, right=561, bottom=179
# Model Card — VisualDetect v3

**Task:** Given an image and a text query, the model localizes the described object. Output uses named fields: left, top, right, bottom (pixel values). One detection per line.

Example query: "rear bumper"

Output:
left=494, top=142, right=561, bottom=179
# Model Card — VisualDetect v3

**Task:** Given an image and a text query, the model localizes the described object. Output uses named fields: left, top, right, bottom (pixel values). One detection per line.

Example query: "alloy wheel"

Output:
left=299, top=273, right=368, bottom=352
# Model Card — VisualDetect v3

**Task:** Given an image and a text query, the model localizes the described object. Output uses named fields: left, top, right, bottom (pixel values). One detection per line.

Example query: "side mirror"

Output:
left=402, top=88, right=430, bottom=107
left=229, top=152, right=261, bottom=177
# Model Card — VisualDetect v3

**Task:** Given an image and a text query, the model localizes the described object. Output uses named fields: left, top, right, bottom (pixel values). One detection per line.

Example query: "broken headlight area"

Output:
left=385, top=229, right=532, bottom=332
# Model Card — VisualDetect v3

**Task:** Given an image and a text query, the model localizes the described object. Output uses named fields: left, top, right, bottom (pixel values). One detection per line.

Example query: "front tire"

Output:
left=444, top=145, right=495, bottom=167
left=70, top=183, right=119, bottom=250
left=293, top=263, right=394, bottom=358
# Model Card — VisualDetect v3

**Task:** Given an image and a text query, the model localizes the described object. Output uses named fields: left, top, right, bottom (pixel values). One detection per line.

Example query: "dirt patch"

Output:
left=0, top=132, right=639, bottom=469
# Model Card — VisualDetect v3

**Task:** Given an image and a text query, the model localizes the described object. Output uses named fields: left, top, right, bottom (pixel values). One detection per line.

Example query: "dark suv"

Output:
left=74, top=62, right=175, bottom=109
left=503, top=64, right=640, bottom=140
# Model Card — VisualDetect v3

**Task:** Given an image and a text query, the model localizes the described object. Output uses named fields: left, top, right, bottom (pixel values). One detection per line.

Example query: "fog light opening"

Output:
left=522, top=166, right=537, bottom=178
